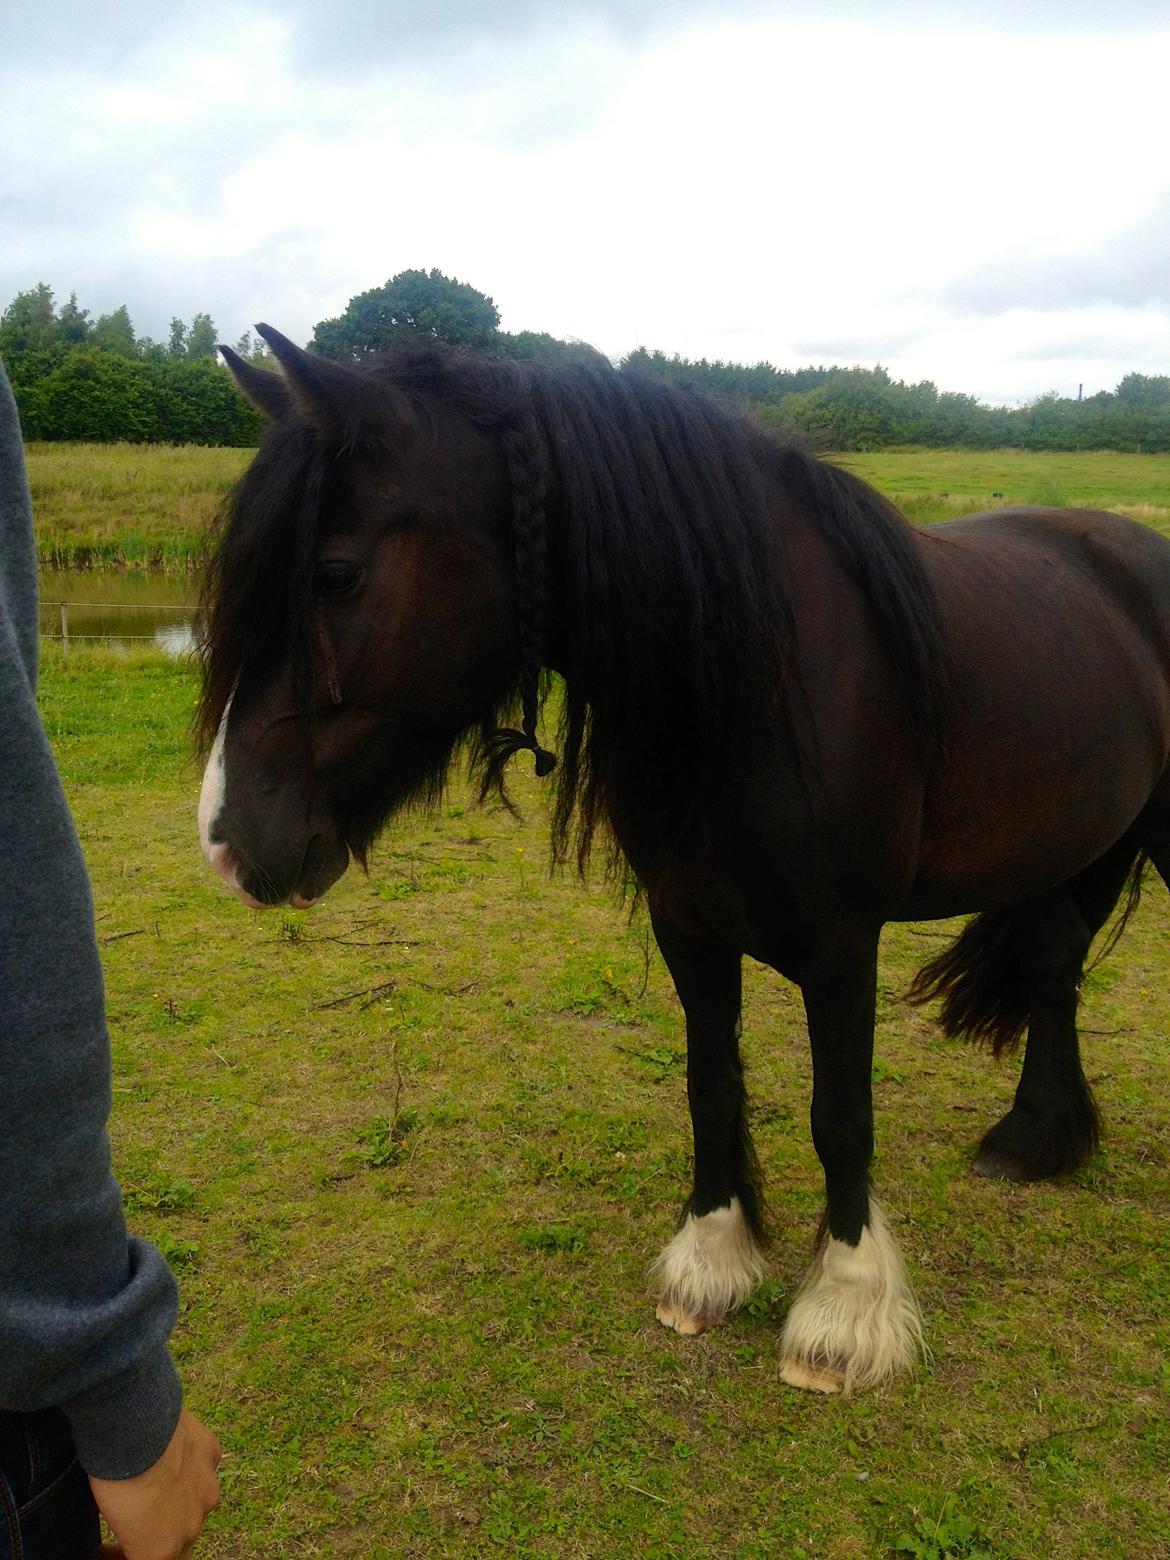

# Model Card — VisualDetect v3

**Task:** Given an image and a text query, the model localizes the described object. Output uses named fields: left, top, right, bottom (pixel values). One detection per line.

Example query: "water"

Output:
left=38, top=570, right=197, bottom=655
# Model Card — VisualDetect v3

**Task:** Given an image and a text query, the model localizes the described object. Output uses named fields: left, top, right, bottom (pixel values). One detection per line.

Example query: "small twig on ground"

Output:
left=387, top=1040, right=404, bottom=1125
left=621, top=1484, right=668, bottom=1505
left=405, top=978, right=478, bottom=996
left=102, top=927, right=147, bottom=944
left=316, top=979, right=398, bottom=1011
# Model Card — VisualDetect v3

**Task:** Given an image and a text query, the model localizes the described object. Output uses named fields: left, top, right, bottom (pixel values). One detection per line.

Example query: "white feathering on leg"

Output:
left=652, top=1197, right=767, bottom=1335
left=779, top=1198, right=924, bottom=1394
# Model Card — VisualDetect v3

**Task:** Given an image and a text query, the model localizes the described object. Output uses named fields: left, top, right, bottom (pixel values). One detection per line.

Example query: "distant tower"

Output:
left=1078, top=383, right=1083, bottom=401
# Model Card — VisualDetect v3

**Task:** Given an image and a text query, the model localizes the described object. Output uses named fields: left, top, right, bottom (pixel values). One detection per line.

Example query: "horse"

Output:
left=197, top=325, right=1170, bottom=1395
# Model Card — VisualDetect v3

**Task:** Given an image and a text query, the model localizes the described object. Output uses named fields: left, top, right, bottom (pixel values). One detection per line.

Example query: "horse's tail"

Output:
left=905, top=910, right=1028, bottom=1057
left=906, top=848, right=1148, bottom=1057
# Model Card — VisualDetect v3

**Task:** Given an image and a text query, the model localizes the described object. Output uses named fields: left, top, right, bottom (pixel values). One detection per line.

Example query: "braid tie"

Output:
left=488, top=417, right=556, bottom=781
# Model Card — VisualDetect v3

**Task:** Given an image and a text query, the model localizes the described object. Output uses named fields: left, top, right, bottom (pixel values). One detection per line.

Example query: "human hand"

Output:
left=89, top=1407, right=222, bottom=1560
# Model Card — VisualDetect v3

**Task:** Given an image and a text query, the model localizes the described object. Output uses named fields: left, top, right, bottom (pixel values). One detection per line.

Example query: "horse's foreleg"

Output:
left=650, top=911, right=766, bottom=1335
left=781, top=936, right=923, bottom=1394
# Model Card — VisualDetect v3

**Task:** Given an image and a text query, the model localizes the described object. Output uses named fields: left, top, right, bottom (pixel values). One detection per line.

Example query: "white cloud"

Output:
left=2, top=2, right=1168, bottom=403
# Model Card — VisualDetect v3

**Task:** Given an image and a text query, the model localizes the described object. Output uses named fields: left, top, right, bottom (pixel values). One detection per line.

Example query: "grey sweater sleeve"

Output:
left=0, top=362, right=183, bottom=1480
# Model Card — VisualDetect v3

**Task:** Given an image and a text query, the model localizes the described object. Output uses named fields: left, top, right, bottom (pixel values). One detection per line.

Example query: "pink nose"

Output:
left=206, top=840, right=236, bottom=883
left=206, top=840, right=266, bottom=910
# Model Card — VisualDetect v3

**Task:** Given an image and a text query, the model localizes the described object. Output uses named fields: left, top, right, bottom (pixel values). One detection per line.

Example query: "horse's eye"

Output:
left=315, top=560, right=363, bottom=596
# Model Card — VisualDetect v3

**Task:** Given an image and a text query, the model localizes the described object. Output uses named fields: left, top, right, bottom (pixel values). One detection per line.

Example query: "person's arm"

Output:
left=0, top=363, right=220, bottom=1554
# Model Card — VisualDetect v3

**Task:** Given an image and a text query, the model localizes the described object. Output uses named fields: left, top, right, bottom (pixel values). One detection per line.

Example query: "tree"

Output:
left=24, top=349, right=163, bottom=440
left=57, top=292, right=91, bottom=347
left=0, top=284, right=59, bottom=357
left=1115, top=372, right=1170, bottom=408
left=185, top=312, right=218, bottom=360
left=168, top=318, right=188, bottom=359
left=496, top=329, right=603, bottom=366
left=90, top=305, right=137, bottom=357
left=311, top=268, right=501, bottom=360
left=232, top=331, right=272, bottom=367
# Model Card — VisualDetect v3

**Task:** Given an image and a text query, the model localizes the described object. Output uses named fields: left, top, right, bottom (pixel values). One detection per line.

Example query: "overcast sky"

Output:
left=3, top=0, right=1168, bottom=405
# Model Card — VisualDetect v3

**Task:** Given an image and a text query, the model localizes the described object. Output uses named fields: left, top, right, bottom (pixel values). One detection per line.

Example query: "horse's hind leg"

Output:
left=974, top=839, right=1138, bottom=1180
left=649, top=910, right=767, bottom=1335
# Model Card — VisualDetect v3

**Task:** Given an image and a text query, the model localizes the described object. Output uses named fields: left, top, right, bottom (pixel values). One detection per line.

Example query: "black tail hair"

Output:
left=906, top=908, right=1029, bottom=1056
left=907, top=851, right=1149, bottom=1056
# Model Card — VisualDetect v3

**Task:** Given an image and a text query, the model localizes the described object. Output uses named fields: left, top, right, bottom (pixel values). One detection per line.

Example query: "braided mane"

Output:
left=201, top=349, right=946, bottom=879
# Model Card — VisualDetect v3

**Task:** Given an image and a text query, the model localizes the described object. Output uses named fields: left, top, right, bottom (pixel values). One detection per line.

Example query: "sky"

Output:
left=3, top=1, right=1169, bottom=406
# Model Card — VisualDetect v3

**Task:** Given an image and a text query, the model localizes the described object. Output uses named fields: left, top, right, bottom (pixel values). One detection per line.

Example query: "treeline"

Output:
left=4, top=274, right=1170, bottom=451
left=0, top=285, right=268, bottom=445
left=627, top=353, right=1170, bottom=454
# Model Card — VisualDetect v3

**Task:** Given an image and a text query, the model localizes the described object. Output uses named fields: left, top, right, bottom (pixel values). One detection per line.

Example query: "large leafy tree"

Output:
left=310, top=268, right=501, bottom=360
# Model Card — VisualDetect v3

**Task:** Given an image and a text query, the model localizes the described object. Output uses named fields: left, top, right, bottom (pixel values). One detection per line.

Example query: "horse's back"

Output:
left=922, top=505, right=1170, bottom=678
left=910, top=506, right=1170, bottom=912
left=926, top=504, right=1170, bottom=605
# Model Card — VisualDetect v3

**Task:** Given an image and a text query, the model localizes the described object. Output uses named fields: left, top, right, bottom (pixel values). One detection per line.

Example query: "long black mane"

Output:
left=200, top=350, right=946, bottom=874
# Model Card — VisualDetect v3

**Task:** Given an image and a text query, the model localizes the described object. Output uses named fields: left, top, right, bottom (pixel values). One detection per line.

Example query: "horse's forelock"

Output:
left=196, top=418, right=325, bottom=754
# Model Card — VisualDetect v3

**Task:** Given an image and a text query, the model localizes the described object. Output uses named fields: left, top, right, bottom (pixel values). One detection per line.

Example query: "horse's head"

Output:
left=197, top=329, right=521, bottom=908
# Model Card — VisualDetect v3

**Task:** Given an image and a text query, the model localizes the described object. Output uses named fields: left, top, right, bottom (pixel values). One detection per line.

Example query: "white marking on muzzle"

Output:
left=198, top=698, right=263, bottom=907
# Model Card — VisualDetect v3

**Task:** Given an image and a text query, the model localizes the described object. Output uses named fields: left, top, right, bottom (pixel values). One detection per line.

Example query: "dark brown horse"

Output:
left=198, top=327, right=1170, bottom=1393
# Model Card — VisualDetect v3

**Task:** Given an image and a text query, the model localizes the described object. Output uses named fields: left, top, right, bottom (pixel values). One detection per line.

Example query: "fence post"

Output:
left=59, top=601, right=69, bottom=657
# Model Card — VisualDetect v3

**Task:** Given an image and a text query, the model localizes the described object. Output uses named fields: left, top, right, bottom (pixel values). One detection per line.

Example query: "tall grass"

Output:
left=26, top=442, right=251, bottom=569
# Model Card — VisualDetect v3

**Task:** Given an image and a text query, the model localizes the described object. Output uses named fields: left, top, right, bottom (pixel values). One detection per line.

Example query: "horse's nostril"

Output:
left=207, top=840, right=237, bottom=882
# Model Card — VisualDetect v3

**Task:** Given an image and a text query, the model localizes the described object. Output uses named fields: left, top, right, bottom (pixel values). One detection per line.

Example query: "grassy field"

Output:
left=39, top=645, right=1170, bottom=1558
left=25, top=442, right=250, bottom=568
left=838, top=449, right=1170, bottom=533
left=24, top=443, right=1170, bottom=566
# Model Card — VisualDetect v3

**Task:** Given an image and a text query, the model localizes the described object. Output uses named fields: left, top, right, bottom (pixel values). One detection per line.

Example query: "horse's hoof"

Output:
left=972, top=1145, right=1036, bottom=1181
left=780, top=1358, right=845, bottom=1394
left=655, top=1298, right=720, bottom=1335
left=974, top=1105, right=1099, bottom=1183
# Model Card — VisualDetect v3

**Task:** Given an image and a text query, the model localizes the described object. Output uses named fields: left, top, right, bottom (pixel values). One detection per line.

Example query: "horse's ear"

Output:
left=218, top=344, right=292, bottom=420
left=254, top=323, right=409, bottom=441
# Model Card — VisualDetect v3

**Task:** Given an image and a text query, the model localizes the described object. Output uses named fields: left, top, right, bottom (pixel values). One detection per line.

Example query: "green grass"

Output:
left=25, top=442, right=250, bottom=568
left=38, top=644, right=1170, bottom=1558
left=23, top=443, right=1170, bottom=568
left=836, top=449, right=1170, bottom=534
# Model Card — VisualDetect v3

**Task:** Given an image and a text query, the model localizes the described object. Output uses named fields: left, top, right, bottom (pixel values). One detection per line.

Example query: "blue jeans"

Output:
left=0, top=1410, right=100, bottom=1559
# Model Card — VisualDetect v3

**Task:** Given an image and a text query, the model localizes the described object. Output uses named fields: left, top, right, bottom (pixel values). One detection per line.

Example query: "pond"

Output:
left=38, top=570, right=197, bottom=655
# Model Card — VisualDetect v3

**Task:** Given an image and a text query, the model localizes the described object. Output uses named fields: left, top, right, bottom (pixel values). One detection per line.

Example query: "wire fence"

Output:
left=41, top=599, right=197, bottom=650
